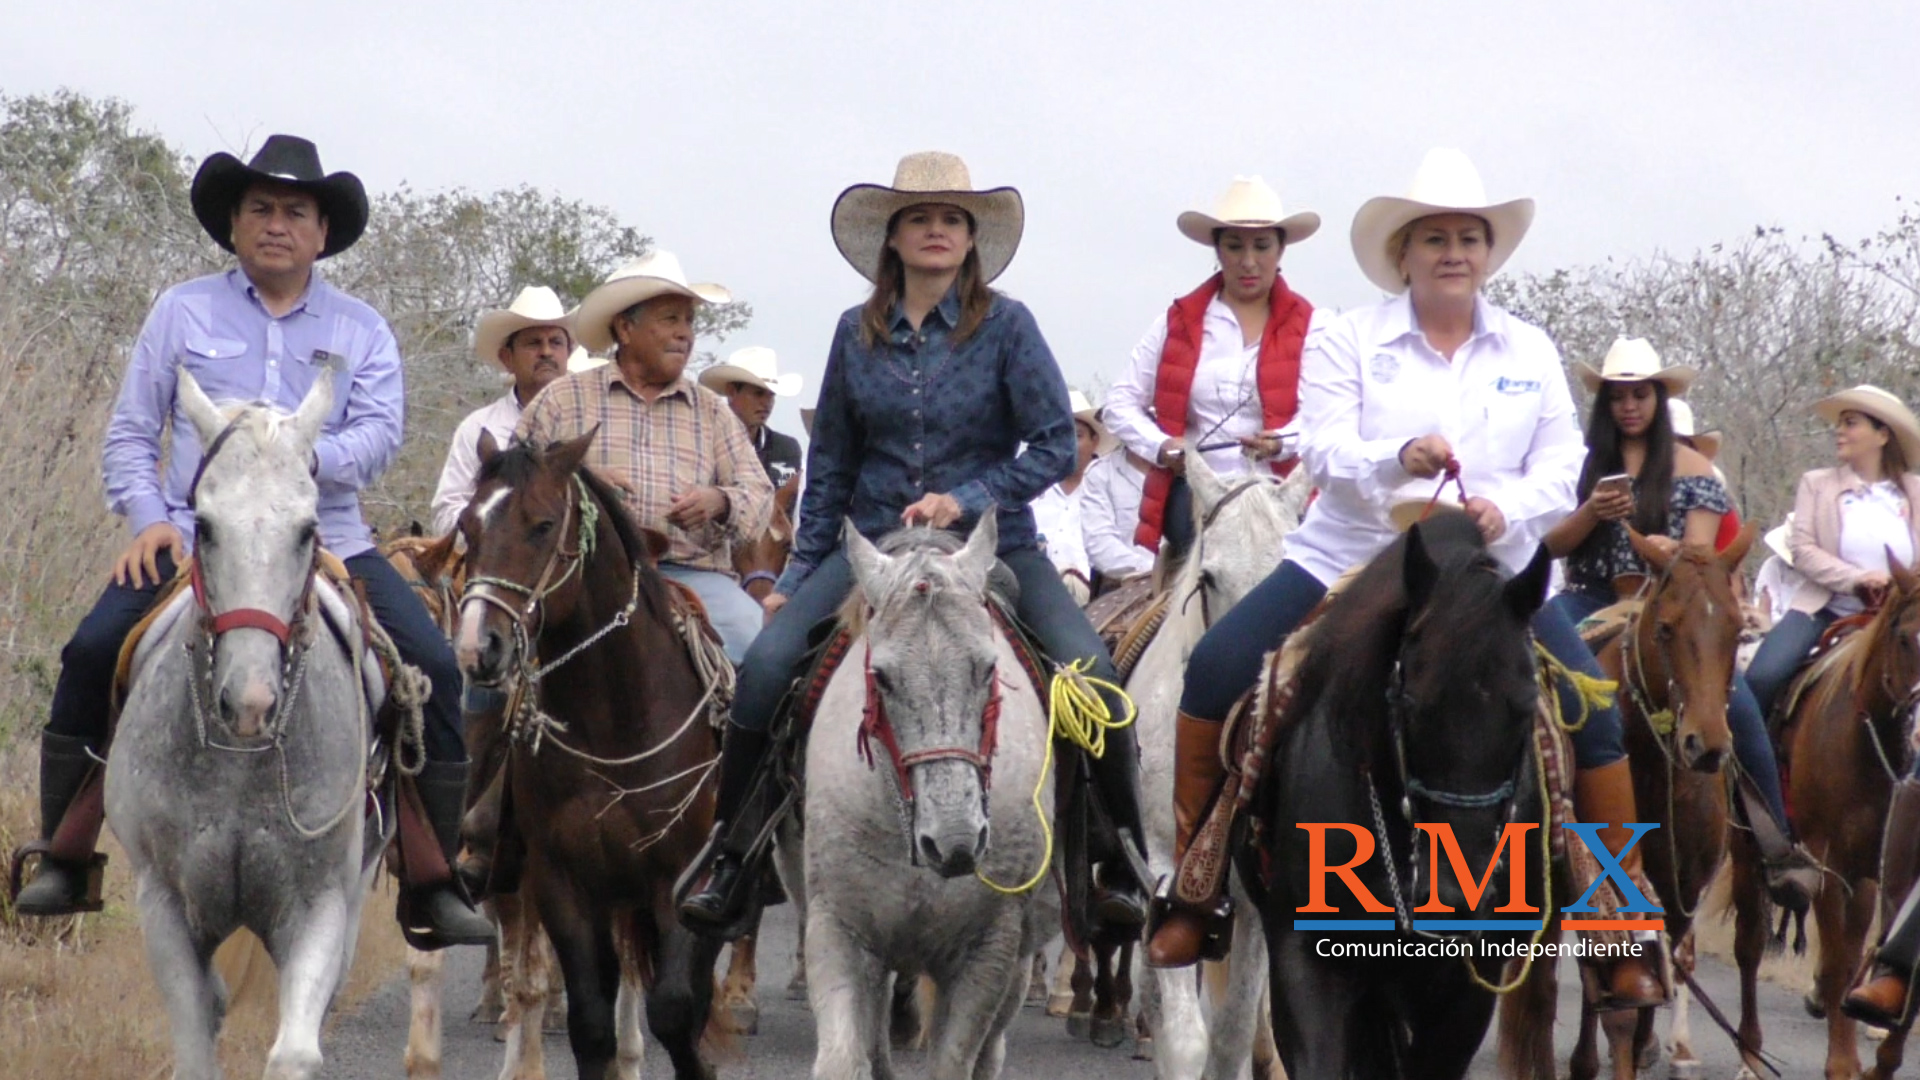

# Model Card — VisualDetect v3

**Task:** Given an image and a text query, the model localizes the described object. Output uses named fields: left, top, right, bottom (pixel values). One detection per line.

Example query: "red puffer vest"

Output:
left=1133, top=274, right=1313, bottom=549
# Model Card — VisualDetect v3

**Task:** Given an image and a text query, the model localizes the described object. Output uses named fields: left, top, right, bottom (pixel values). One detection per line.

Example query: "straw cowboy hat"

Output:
left=1576, top=337, right=1697, bottom=397
left=1177, top=175, right=1320, bottom=248
left=573, top=251, right=732, bottom=353
left=1665, top=397, right=1721, bottom=460
left=472, top=286, right=576, bottom=365
left=1813, top=384, right=1920, bottom=466
left=1764, top=514, right=1795, bottom=566
left=1388, top=497, right=1468, bottom=533
left=1349, top=148, right=1536, bottom=294
left=831, top=151, right=1025, bottom=284
left=566, top=346, right=606, bottom=373
left=698, top=346, right=803, bottom=397
left=191, top=134, right=369, bottom=259
left=1069, top=390, right=1120, bottom=455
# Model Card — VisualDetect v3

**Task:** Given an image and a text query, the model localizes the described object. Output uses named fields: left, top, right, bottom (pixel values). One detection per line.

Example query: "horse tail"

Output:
left=1495, top=953, right=1559, bottom=1079
left=212, top=929, right=275, bottom=1014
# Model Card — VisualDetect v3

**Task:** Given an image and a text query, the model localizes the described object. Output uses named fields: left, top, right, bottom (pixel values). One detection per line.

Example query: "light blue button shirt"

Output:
left=102, top=268, right=404, bottom=558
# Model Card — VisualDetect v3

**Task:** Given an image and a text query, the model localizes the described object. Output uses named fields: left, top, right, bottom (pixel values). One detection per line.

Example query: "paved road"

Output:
left=321, top=901, right=1872, bottom=1078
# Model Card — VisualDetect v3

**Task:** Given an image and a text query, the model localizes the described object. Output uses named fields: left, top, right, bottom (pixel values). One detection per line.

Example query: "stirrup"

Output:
left=8, top=840, right=108, bottom=915
left=1146, top=876, right=1233, bottom=962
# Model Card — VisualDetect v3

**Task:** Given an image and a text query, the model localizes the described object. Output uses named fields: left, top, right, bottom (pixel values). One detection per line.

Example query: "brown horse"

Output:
left=1730, top=558, right=1920, bottom=1080
left=456, top=430, right=727, bottom=1080
left=1529, top=530, right=1754, bottom=1080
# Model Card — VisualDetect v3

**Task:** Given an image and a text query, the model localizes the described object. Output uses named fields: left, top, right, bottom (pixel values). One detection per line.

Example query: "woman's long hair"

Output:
left=1575, top=380, right=1677, bottom=538
left=858, top=210, right=995, bottom=349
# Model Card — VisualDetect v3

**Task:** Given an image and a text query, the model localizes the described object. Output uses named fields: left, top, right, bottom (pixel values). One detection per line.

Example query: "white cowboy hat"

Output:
left=831, top=151, right=1024, bottom=284
left=1069, top=389, right=1120, bottom=455
left=1176, top=176, right=1320, bottom=248
left=574, top=251, right=732, bottom=353
left=698, top=345, right=803, bottom=397
left=566, top=345, right=606, bottom=373
left=1576, top=337, right=1697, bottom=398
left=1813, top=384, right=1920, bottom=466
left=472, top=286, right=576, bottom=365
left=1764, top=514, right=1795, bottom=567
left=1665, top=397, right=1721, bottom=460
left=1349, top=148, right=1536, bottom=295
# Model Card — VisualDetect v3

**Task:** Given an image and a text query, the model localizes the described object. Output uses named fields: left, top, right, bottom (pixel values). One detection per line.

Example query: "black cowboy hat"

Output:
left=190, top=134, right=368, bottom=259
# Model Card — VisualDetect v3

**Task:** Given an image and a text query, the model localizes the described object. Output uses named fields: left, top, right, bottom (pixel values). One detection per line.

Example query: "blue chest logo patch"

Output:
left=1494, top=376, right=1541, bottom=395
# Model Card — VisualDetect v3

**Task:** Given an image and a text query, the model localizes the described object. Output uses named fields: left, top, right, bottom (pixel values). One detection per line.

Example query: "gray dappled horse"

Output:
left=793, top=511, right=1060, bottom=1080
left=105, top=367, right=392, bottom=1080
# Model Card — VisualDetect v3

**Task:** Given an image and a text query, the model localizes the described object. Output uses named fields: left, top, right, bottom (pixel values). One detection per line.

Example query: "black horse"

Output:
left=1244, top=513, right=1554, bottom=1079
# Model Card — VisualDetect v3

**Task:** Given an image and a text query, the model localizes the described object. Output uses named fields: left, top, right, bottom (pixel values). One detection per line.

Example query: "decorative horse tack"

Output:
left=857, top=640, right=1005, bottom=803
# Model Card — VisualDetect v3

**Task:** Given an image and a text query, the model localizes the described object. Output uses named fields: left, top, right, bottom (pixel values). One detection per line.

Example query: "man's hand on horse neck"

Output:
left=113, top=523, right=185, bottom=589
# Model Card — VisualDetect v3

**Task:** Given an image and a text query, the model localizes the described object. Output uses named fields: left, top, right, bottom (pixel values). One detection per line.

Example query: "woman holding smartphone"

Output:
left=1544, top=337, right=1816, bottom=911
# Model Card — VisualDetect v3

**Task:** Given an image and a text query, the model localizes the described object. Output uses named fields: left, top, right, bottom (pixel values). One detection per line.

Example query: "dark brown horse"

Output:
left=1730, top=558, right=1920, bottom=1080
left=455, top=429, right=727, bottom=1080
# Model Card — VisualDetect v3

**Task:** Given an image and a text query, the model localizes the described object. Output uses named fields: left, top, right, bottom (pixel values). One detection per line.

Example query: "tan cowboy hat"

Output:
left=574, top=251, right=732, bottom=353
left=830, top=151, right=1025, bottom=284
left=472, top=286, right=576, bottom=365
left=1813, top=384, right=1920, bottom=465
left=698, top=346, right=803, bottom=397
left=1349, top=148, right=1536, bottom=294
left=1069, top=389, right=1119, bottom=455
left=800, top=406, right=816, bottom=437
left=1665, top=397, right=1721, bottom=459
left=566, top=345, right=606, bottom=373
left=1176, top=176, right=1320, bottom=247
left=1576, top=337, right=1697, bottom=397
left=1388, top=497, right=1468, bottom=533
left=1764, top=514, right=1795, bottom=566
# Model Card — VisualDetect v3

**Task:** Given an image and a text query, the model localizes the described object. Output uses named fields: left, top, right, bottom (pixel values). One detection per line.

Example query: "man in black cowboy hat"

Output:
left=8, top=135, right=492, bottom=948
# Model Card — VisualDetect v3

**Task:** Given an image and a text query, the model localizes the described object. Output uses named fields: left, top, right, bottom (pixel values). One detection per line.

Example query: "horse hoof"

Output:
left=730, top=1001, right=760, bottom=1036
left=1803, top=988, right=1826, bottom=1018
left=1066, top=1011, right=1091, bottom=1041
left=1045, top=991, right=1073, bottom=1018
left=1090, top=1015, right=1127, bottom=1048
left=1668, top=1058, right=1701, bottom=1080
left=1131, top=1035, right=1154, bottom=1062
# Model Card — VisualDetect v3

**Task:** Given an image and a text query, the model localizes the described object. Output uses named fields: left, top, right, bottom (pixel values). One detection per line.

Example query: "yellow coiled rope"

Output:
left=1532, top=641, right=1617, bottom=733
left=976, top=658, right=1138, bottom=895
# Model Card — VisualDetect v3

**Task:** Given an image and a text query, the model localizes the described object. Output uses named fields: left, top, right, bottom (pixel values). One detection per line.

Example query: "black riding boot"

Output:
left=11, top=731, right=102, bottom=916
left=1086, top=699, right=1150, bottom=929
left=454, top=684, right=512, bottom=898
left=1735, top=770, right=1820, bottom=915
left=679, top=724, right=772, bottom=935
left=412, top=760, right=496, bottom=947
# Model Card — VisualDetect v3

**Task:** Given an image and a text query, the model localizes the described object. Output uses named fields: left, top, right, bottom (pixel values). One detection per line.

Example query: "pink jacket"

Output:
left=1787, top=465, right=1920, bottom=614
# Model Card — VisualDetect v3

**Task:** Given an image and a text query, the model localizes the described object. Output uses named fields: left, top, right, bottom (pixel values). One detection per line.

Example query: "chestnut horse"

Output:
left=1729, top=559, right=1920, bottom=1080
left=456, top=431, right=727, bottom=1080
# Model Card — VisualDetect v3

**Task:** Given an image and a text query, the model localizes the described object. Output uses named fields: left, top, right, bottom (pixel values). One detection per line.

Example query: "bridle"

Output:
left=461, top=473, right=602, bottom=655
left=1184, top=475, right=1283, bottom=628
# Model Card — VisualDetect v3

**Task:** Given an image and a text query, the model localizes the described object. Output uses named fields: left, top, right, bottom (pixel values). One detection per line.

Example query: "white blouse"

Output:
left=1078, top=451, right=1155, bottom=577
left=1032, top=482, right=1090, bottom=579
left=1287, top=293, right=1586, bottom=585
left=1828, top=481, right=1914, bottom=615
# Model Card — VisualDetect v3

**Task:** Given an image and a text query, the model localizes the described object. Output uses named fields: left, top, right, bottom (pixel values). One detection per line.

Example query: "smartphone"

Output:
left=1594, top=473, right=1633, bottom=498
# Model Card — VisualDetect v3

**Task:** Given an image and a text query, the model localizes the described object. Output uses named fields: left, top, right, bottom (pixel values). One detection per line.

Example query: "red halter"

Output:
left=857, top=638, right=1004, bottom=802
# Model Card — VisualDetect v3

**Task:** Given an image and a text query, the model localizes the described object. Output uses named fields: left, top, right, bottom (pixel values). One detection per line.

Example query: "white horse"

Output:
left=105, top=366, right=393, bottom=1080
left=1134, top=449, right=1310, bottom=1080
left=798, top=511, right=1060, bottom=1080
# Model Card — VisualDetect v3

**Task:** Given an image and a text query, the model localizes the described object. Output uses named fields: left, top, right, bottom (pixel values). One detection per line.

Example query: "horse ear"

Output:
left=846, top=520, right=892, bottom=595
left=1891, top=549, right=1918, bottom=596
left=477, top=428, right=501, bottom=466
left=638, top=528, right=671, bottom=563
left=1625, top=526, right=1674, bottom=574
left=289, top=357, right=339, bottom=448
left=1276, top=463, right=1313, bottom=521
left=1185, top=445, right=1229, bottom=524
left=956, top=507, right=999, bottom=592
left=546, top=427, right=598, bottom=476
left=415, top=530, right=459, bottom=584
left=1505, top=543, right=1553, bottom=621
left=1718, top=520, right=1761, bottom=573
left=175, top=368, right=228, bottom=444
left=1403, top=522, right=1439, bottom=610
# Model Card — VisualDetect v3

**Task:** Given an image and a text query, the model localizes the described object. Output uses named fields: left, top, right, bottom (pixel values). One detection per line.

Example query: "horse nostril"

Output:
left=976, top=824, right=990, bottom=855
left=918, top=835, right=943, bottom=866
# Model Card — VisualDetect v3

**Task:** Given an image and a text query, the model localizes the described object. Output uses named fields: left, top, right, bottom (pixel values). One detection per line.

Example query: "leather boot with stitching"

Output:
left=12, top=732, right=102, bottom=916
left=1145, top=709, right=1228, bottom=969
left=1845, top=778, right=1920, bottom=1028
left=1575, top=759, right=1668, bottom=1009
left=413, top=760, right=497, bottom=946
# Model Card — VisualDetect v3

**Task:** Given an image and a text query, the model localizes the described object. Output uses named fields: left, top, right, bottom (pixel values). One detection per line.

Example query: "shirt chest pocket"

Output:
left=1477, top=377, right=1543, bottom=465
left=179, top=334, right=253, bottom=394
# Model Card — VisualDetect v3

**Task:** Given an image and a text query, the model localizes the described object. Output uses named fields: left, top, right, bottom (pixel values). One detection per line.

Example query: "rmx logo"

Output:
left=1292, top=822, right=1663, bottom=932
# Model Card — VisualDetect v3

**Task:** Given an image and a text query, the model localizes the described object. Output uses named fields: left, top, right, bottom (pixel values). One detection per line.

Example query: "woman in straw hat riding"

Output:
left=1103, top=175, right=1321, bottom=564
left=1542, top=338, right=1817, bottom=910
left=1146, top=149, right=1663, bottom=1006
left=679, top=151, right=1152, bottom=936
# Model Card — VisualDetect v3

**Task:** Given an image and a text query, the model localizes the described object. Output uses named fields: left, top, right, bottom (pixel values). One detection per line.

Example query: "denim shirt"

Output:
left=779, top=289, right=1075, bottom=595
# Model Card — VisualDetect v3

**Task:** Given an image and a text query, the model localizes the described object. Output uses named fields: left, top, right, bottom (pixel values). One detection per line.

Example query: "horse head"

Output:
left=1181, top=444, right=1312, bottom=614
left=1393, top=515, right=1551, bottom=916
left=1626, top=525, right=1758, bottom=771
left=175, top=364, right=334, bottom=739
left=734, top=471, right=798, bottom=601
left=846, top=509, right=1001, bottom=878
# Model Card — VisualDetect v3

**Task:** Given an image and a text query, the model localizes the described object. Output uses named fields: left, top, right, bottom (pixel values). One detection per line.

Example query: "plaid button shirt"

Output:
left=517, top=364, right=772, bottom=575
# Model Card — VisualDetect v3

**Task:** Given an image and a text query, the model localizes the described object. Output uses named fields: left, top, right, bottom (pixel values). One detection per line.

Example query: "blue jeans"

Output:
left=1182, top=562, right=1628, bottom=768
left=657, top=563, right=765, bottom=665
left=1746, top=609, right=1835, bottom=721
left=1549, top=587, right=1790, bottom=824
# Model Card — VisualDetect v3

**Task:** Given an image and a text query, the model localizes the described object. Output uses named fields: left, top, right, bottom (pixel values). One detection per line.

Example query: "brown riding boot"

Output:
left=1845, top=779, right=1920, bottom=1029
left=1574, top=759, right=1668, bottom=1009
left=1145, top=710, right=1229, bottom=969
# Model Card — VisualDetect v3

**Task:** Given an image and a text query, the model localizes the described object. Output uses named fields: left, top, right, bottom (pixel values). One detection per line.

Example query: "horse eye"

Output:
left=530, top=520, right=555, bottom=539
left=873, top=669, right=895, bottom=694
left=297, top=522, right=317, bottom=547
left=196, top=518, right=215, bottom=546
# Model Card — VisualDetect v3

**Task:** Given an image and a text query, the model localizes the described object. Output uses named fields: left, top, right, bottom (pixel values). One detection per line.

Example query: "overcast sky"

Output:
left=8, top=1, right=1918, bottom=438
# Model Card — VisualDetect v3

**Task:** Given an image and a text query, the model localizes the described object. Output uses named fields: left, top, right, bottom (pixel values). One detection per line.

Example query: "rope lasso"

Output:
left=974, top=659, right=1138, bottom=896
